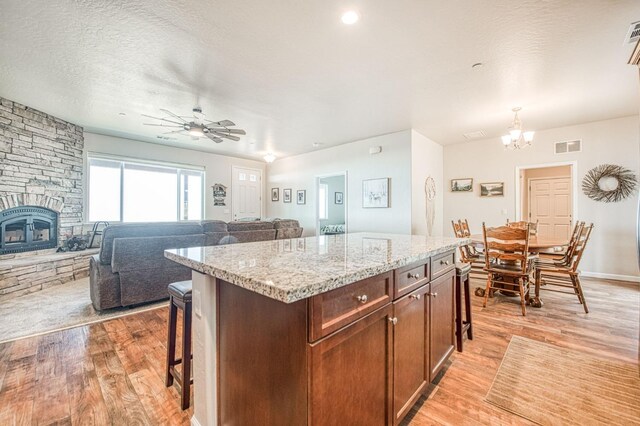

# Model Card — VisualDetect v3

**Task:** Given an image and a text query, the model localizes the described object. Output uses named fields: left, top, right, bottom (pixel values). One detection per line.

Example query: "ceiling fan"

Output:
left=142, top=107, right=246, bottom=143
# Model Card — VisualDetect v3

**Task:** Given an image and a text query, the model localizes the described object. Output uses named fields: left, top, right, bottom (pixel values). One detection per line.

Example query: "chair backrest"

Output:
left=506, top=219, right=538, bottom=236
left=451, top=220, right=464, bottom=238
left=482, top=223, right=530, bottom=275
left=460, top=219, right=472, bottom=237
left=568, top=223, right=593, bottom=272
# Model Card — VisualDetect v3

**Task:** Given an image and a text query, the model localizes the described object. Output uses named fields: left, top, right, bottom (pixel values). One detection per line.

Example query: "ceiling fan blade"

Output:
left=209, top=128, right=246, bottom=135
left=143, top=123, right=183, bottom=128
left=211, top=132, right=241, bottom=142
left=206, top=134, right=224, bottom=143
left=141, top=114, right=186, bottom=126
left=159, top=109, right=189, bottom=123
left=207, top=119, right=235, bottom=127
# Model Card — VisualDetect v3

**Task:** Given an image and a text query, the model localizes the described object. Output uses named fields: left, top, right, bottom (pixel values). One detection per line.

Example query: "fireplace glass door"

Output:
left=4, top=218, right=28, bottom=247
left=0, top=207, right=58, bottom=254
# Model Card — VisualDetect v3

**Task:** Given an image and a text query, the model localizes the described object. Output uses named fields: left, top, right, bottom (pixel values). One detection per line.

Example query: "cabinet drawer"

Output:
left=309, top=272, right=392, bottom=341
left=394, top=260, right=429, bottom=299
left=431, top=251, right=454, bottom=278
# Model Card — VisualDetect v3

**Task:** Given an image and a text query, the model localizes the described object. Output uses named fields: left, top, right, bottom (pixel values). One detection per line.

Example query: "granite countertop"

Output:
left=165, top=232, right=470, bottom=303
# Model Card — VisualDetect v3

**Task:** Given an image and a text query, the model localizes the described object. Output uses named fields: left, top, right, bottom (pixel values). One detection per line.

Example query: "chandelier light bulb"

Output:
left=501, top=135, right=512, bottom=146
left=501, top=107, right=534, bottom=149
left=523, top=131, right=535, bottom=143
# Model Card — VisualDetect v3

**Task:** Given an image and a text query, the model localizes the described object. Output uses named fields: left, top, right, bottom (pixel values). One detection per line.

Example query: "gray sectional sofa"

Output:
left=89, top=219, right=302, bottom=310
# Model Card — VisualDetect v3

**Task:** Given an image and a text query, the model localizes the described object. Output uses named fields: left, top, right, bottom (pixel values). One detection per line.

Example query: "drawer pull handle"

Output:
left=440, top=260, right=450, bottom=266
left=356, top=294, right=368, bottom=304
left=429, top=292, right=438, bottom=298
left=407, top=272, right=421, bottom=279
left=388, top=317, right=398, bottom=325
left=410, top=294, right=422, bottom=300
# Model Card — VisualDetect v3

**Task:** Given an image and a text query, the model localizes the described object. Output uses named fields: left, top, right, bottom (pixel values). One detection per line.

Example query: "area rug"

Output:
left=0, top=277, right=167, bottom=344
left=485, top=335, right=640, bottom=425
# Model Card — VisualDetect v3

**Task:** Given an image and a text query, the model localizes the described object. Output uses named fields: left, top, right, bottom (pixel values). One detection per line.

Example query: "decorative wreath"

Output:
left=581, top=164, right=637, bottom=203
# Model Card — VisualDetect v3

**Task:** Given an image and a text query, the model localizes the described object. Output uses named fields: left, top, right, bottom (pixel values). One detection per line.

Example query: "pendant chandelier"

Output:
left=501, top=107, right=534, bottom=149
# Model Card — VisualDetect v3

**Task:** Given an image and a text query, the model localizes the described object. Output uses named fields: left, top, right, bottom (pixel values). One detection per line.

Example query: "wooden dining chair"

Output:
left=482, top=223, right=534, bottom=316
left=534, top=223, right=594, bottom=313
left=537, top=221, right=584, bottom=264
left=452, top=220, right=485, bottom=280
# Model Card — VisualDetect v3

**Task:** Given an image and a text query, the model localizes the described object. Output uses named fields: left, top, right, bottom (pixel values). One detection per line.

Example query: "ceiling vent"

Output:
left=463, top=130, right=486, bottom=140
left=625, top=21, right=640, bottom=44
left=555, top=139, right=581, bottom=154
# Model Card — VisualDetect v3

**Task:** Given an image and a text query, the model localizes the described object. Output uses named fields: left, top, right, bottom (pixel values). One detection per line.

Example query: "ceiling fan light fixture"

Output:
left=189, top=127, right=205, bottom=137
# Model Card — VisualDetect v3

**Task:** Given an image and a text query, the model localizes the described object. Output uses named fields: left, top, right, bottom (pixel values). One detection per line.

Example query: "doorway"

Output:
left=315, top=172, right=347, bottom=236
left=231, top=166, right=262, bottom=220
left=515, top=162, right=577, bottom=239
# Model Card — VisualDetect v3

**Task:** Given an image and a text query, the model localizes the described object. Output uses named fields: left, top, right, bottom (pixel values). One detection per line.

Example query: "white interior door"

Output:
left=232, top=166, right=262, bottom=220
left=529, top=177, right=572, bottom=239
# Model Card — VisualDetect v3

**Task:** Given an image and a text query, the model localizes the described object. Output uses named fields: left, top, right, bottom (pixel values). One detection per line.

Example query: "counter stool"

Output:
left=165, top=280, right=193, bottom=410
left=455, top=263, right=473, bottom=352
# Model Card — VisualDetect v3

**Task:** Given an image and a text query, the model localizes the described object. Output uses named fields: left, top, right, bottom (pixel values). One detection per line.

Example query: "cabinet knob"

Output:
left=356, top=294, right=368, bottom=304
left=388, top=317, right=398, bottom=325
left=407, top=272, right=420, bottom=279
left=409, top=294, right=422, bottom=300
left=440, top=259, right=450, bottom=265
left=429, top=292, right=438, bottom=298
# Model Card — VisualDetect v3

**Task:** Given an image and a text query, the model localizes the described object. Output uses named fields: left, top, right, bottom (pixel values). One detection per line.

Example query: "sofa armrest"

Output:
left=89, top=254, right=121, bottom=311
left=111, top=234, right=205, bottom=273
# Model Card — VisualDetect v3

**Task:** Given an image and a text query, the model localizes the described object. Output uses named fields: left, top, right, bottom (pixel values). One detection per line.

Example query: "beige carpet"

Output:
left=486, top=335, right=640, bottom=425
left=0, top=277, right=167, bottom=344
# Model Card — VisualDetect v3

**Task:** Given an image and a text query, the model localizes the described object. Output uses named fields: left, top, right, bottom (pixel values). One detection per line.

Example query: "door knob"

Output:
left=410, top=294, right=421, bottom=300
left=429, top=292, right=438, bottom=298
left=388, top=317, right=398, bottom=325
left=407, top=272, right=420, bottom=279
left=356, top=294, right=368, bottom=304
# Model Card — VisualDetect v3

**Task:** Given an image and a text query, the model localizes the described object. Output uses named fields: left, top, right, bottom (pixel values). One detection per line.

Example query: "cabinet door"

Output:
left=429, top=270, right=455, bottom=381
left=392, top=284, right=430, bottom=425
left=309, top=305, right=393, bottom=426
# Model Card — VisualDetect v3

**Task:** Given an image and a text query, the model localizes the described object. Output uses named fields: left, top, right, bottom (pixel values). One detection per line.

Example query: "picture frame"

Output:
left=451, top=178, right=473, bottom=192
left=480, top=182, right=504, bottom=197
left=297, top=190, right=306, bottom=205
left=283, top=188, right=292, bottom=203
left=335, top=192, right=343, bottom=204
left=362, top=178, right=390, bottom=208
left=271, top=187, right=279, bottom=202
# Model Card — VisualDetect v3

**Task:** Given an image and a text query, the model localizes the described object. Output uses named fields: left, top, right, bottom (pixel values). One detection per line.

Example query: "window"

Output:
left=318, top=183, right=329, bottom=220
left=88, top=156, right=204, bottom=222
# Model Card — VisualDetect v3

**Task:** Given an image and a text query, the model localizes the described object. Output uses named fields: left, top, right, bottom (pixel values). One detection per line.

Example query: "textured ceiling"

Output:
left=0, top=0, right=638, bottom=160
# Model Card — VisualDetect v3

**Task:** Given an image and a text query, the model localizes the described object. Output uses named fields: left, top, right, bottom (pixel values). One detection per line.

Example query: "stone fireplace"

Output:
left=0, top=206, right=58, bottom=255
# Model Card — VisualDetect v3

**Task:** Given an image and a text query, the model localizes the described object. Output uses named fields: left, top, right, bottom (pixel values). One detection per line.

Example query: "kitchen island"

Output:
left=165, top=232, right=469, bottom=426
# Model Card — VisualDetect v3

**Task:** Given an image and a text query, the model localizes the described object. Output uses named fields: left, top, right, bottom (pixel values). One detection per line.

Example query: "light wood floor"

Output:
left=0, top=277, right=637, bottom=425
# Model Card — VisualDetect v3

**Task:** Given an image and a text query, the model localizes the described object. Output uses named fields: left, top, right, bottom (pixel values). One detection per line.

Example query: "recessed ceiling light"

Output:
left=471, top=62, right=483, bottom=69
left=341, top=11, right=359, bottom=25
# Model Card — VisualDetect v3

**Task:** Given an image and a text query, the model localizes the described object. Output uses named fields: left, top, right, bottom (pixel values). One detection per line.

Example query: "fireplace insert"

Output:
left=0, top=206, right=58, bottom=254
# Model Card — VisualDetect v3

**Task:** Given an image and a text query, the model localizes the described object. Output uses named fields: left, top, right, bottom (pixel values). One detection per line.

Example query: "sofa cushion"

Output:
left=99, top=222, right=204, bottom=264
left=272, top=219, right=300, bottom=229
left=224, top=229, right=277, bottom=244
left=118, top=266, right=192, bottom=307
left=201, top=220, right=228, bottom=232
left=205, top=231, right=230, bottom=246
left=227, top=221, right=275, bottom=231
left=111, top=234, right=206, bottom=272
left=275, top=227, right=303, bottom=239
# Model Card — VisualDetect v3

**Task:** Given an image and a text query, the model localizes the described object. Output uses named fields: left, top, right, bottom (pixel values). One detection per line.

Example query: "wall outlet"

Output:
left=193, top=289, right=202, bottom=318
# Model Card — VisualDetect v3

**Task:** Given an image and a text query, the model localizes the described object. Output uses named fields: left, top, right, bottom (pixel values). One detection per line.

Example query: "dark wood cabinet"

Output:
left=392, top=284, right=430, bottom=424
left=216, top=250, right=457, bottom=426
left=309, top=304, right=394, bottom=426
left=429, top=269, right=456, bottom=381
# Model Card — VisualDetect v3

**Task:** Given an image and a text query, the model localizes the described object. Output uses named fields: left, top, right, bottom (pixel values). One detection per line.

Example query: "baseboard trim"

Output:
left=191, top=416, right=203, bottom=426
left=581, top=271, right=640, bottom=283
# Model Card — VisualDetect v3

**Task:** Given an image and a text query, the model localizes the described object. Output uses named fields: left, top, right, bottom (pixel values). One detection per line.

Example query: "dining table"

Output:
left=468, top=233, right=569, bottom=307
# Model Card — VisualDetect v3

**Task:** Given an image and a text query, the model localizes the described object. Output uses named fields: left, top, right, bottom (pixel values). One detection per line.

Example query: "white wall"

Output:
left=266, top=131, right=413, bottom=236
left=319, top=175, right=346, bottom=226
left=411, top=130, right=444, bottom=236
left=443, top=116, right=640, bottom=279
left=83, top=132, right=266, bottom=222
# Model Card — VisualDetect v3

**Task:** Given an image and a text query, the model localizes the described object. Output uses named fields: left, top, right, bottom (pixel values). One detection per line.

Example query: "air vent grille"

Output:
left=555, top=139, right=582, bottom=154
left=463, top=130, right=486, bottom=140
left=626, top=21, right=640, bottom=44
